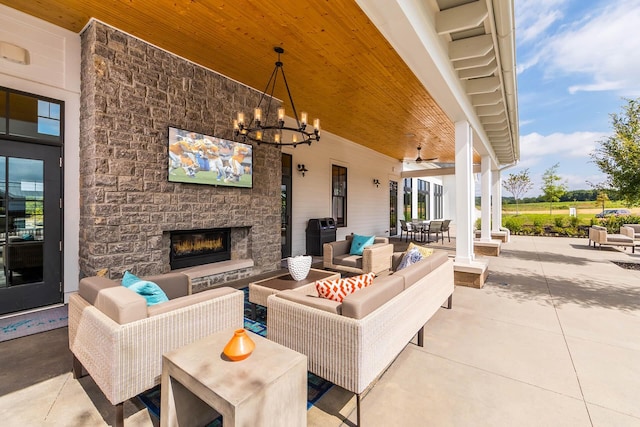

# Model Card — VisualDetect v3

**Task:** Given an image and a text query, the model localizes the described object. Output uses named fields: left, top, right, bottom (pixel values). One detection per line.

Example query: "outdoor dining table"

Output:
left=411, top=220, right=432, bottom=243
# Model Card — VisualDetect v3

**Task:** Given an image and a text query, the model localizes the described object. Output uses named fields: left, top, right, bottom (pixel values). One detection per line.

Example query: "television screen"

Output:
left=168, top=127, right=253, bottom=188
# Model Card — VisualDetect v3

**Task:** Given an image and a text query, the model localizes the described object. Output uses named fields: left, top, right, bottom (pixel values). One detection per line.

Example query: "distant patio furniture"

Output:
left=426, top=220, right=443, bottom=244
left=399, top=220, right=415, bottom=242
left=3, top=239, right=44, bottom=284
left=588, top=225, right=635, bottom=253
left=441, top=219, right=452, bottom=243
left=621, top=224, right=640, bottom=245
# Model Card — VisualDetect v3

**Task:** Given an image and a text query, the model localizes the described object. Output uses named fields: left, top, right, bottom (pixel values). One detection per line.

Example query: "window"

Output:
left=332, top=165, right=347, bottom=227
left=434, top=184, right=443, bottom=219
left=417, top=179, right=430, bottom=220
left=1, top=87, right=63, bottom=143
left=403, top=178, right=412, bottom=221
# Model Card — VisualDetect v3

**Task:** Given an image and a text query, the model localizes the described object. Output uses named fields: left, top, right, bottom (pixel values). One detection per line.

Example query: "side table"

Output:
left=160, top=328, right=307, bottom=427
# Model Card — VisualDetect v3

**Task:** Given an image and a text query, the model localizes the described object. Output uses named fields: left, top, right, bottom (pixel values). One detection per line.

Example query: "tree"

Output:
left=541, top=163, right=568, bottom=215
left=595, top=191, right=610, bottom=215
left=502, top=169, right=533, bottom=215
left=590, top=97, right=640, bottom=206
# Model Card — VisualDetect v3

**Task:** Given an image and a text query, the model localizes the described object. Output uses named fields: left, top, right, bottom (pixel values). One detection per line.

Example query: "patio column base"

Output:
left=453, top=259, right=489, bottom=289
left=474, top=230, right=509, bottom=243
left=473, top=239, right=501, bottom=257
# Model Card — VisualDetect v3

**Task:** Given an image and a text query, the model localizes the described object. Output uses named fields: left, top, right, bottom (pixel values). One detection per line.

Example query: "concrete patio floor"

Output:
left=1, top=235, right=639, bottom=426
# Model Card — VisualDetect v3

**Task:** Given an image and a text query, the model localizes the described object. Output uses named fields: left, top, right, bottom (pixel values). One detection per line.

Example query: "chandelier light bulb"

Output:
left=313, top=118, right=320, bottom=132
left=300, top=112, right=308, bottom=126
left=278, top=108, right=285, bottom=121
left=254, top=108, right=262, bottom=123
left=237, top=112, right=245, bottom=125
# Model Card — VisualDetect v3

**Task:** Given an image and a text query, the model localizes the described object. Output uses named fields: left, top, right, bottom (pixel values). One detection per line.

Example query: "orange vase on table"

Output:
left=223, top=329, right=256, bottom=361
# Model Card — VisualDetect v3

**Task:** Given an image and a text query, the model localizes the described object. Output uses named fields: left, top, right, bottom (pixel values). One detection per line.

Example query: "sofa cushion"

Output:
left=394, top=250, right=449, bottom=289
left=277, top=289, right=342, bottom=314
left=316, top=272, right=375, bottom=302
left=350, top=234, right=375, bottom=255
left=341, top=274, right=404, bottom=319
left=122, top=271, right=169, bottom=306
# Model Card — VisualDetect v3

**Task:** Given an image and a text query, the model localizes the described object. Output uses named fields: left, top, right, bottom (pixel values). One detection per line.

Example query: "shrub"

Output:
left=570, top=216, right=580, bottom=227
left=554, top=216, right=564, bottom=227
left=504, top=217, right=524, bottom=233
left=533, top=217, right=544, bottom=227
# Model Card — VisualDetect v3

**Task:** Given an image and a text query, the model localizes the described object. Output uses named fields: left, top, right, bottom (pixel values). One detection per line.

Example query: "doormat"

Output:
left=0, top=305, right=68, bottom=343
left=138, top=288, right=334, bottom=421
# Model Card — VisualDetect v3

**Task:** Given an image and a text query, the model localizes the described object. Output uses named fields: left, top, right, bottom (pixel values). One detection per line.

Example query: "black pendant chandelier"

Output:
left=233, top=47, right=320, bottom=147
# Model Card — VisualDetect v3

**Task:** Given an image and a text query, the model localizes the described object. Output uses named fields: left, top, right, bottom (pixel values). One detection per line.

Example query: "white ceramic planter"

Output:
left=287, top=255, right=312, bottom=281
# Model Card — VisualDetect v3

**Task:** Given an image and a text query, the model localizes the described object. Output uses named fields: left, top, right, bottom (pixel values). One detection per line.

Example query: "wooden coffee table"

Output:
left=248, top=268, right=340, bottom=319
left=160, top=327, right=307, bottom=427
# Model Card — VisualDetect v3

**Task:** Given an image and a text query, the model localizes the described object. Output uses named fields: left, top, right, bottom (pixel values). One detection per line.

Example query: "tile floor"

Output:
left=1, top=234, right=639, bottom=426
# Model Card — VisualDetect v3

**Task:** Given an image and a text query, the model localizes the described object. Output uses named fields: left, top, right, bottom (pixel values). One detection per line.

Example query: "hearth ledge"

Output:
left=174, top=259, right=254, bottom=280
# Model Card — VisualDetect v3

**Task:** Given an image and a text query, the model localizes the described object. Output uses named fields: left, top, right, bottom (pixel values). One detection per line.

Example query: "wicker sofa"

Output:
left=268, top=249, right=454, bottom=426
left=68, top=272, right=244, bottom=427
left=323, top=234, right=394, bottom=275
left=588, top=225, right=635, bottom=253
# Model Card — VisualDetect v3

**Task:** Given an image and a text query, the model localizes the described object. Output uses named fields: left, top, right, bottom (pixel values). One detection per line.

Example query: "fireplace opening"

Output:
left=170, top=228, right=231, bottom=270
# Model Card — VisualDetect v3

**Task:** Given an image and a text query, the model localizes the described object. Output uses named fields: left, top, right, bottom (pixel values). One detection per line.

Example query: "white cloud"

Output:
left=545, top=0, right=640, bottom=94
left=519, top=131, right=607, bottom=162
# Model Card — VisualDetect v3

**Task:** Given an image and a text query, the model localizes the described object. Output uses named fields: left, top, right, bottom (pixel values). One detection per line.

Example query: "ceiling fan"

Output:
left=413, top=145, right=438, bottom=163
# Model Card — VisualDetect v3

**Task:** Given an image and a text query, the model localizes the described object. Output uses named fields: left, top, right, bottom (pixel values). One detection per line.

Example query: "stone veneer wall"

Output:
left=79, top=21, right=281, bottom=280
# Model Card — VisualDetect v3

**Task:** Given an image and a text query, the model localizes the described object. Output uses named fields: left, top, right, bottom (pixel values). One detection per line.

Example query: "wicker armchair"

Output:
left=323, top=234, right=393, bottom=275
left=68, top=272, right=244, bottom=426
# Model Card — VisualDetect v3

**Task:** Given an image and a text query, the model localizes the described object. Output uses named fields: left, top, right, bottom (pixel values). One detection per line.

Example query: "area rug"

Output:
left=138, top=286, right=334, bottom=421
left=0, top=305, right=68, bottom=343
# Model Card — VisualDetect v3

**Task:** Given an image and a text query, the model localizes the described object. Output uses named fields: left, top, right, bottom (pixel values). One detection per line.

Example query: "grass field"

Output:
left=169, top=169, right=252, bottom=188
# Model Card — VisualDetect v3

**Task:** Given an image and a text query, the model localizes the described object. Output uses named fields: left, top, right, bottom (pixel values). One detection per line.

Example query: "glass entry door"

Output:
left=389, top=180, right=398, bottom=236
left=0, top=140, right=62, bottom=315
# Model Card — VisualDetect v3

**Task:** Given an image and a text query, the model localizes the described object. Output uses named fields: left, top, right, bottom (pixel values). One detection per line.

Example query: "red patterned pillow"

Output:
left=315, top=272, right=375, bottom=302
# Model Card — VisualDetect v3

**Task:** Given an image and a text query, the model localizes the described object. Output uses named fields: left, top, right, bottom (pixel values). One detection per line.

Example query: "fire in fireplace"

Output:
left=170, top=228, right=231, bottom=269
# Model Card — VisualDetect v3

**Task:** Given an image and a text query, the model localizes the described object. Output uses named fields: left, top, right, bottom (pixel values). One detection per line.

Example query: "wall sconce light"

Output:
left=373, top=178, right=381, bottom=187
left=297, top=164, right=308, bottom=177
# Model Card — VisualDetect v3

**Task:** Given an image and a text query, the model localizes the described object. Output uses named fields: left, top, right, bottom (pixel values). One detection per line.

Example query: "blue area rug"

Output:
left=139, top=286, right=333, bottom=421
left=0, top=305, right=68, bottom=342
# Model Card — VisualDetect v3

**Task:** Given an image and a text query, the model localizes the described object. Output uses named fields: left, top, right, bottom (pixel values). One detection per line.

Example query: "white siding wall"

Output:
left=282, top=131, right=400, bottom=256
left=0, top=5, right=81, bottom=301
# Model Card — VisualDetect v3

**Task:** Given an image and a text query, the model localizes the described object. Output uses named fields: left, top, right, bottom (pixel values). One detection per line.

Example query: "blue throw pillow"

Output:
left=397, top=248, right=423, bottom=271
left=349, top=234, right=376, bottom=256
left=121, top=271, right=169, bottom=306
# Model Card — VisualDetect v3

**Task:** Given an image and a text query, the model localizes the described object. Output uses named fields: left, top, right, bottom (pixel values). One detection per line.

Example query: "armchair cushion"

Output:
left=349, top=234, right=375, bottom=255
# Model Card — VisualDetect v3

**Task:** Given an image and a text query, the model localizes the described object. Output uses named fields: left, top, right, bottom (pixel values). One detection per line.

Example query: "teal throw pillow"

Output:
left=121, top=271, right=169, bottom=306
left=349, top=234, right=376, bottom=256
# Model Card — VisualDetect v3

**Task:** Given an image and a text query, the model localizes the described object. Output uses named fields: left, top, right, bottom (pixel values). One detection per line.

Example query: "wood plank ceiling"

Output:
left=2, top=0, right=484, bottom=164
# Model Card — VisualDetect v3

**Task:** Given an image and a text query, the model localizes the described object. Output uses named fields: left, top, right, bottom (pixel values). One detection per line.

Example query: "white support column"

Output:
left=480, top=155, right=492, bottom=241
left=454, top=121, right=474, bottom=264
left=492, top=170, right=502, bottom=232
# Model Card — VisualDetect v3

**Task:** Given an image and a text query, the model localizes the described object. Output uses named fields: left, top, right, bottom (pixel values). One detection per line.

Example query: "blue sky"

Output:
left=511, top=0, right=640, bottom=196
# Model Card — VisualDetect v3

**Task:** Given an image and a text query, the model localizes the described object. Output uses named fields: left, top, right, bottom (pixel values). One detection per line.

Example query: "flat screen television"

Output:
left=168, top=126, right=253, bottom=188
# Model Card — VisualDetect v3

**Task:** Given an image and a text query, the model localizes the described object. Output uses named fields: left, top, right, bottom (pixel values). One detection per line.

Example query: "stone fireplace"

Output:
left=78, top=21, right=281, bottom=285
